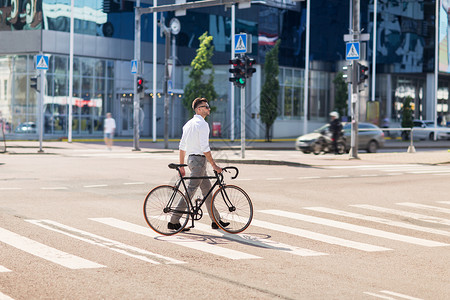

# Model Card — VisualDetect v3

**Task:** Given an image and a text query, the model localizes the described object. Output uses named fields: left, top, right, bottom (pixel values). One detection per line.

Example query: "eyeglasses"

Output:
left=198, top=105, right=210, bottom=109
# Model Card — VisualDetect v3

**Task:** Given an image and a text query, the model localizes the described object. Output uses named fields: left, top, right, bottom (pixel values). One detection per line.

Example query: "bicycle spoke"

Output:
left=211, top=185, right=253, bottom=233
left=143, top=185, right=189, bottom=235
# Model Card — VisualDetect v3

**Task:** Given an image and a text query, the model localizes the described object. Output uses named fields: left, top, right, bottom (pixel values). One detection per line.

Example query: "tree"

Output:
left=333, top=72, right=347, bottom=118
left=183, top=32, right=218, bottom=118
left=260, top=40, right=280, bottom=142
left=401, top=96, right=414, bottom=140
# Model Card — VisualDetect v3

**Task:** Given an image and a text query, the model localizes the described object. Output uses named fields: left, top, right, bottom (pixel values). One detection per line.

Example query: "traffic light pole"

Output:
left=240, top=86, right=245, bottom=159
left=349, top=0, right=360, bottom=159
left=38, top=67, right=44, bottom=153
left=133, top=1, right=141, bottom=151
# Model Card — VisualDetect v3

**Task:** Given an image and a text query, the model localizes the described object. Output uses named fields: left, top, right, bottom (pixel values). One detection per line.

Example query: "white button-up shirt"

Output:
left=179, top=114, right=211, bottom=155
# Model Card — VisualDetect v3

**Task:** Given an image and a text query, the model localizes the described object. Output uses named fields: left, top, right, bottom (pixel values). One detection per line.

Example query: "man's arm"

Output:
left=204, top=151, right=222, bottom=173
left=179, top=150, right=186, bottom=176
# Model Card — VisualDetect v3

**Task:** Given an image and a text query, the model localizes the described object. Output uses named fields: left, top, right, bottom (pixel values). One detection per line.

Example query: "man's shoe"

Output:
left=211, top=220, right=230, bottom=229
left=168, top=222, right=190, bottom=232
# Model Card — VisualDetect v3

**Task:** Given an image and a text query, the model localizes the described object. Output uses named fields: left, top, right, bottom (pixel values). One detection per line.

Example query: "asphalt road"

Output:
left=1, top=146, right=449, bottom=299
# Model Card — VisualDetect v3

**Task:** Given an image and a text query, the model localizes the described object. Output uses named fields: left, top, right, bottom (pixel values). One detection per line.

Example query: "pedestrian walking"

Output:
left=329, top=111, right=342, bottom=154
left=169, top=97, right=229, bottom=231
left=104, top=112, right=116, bottom=150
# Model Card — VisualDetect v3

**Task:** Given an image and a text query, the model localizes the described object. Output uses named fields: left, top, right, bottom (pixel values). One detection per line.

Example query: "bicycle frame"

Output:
left=167, top=166, right=237, bottom=228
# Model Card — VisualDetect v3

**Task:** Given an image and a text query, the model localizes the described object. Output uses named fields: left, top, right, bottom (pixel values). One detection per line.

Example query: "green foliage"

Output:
left=260, top=40, right=280, bottom=142
left=183, top=32, right=218, bottom=118
left=401, top=97, right=414, bottom=128
left=333, top=72, right=348, bottom=118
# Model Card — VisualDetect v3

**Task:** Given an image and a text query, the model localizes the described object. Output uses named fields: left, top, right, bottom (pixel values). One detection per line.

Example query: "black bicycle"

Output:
left=143, top=164, right=253, bottom=236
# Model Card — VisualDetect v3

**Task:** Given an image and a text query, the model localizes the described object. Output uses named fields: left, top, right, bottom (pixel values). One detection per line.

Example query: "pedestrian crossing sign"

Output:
left=131, top=60, right=138, bottom=74
left=235, top=34, right=247, bottom=54
left=346, top=42, right=360, bottom=60
left=36, top=55, right=49, bottom=70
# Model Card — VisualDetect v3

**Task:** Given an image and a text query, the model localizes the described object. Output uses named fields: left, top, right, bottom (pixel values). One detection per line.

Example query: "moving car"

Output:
left=295, top=122, right=385, bottom=153
left=411, top=120, right=450, bottom=140
left=14, top=122, right=37, bottom=134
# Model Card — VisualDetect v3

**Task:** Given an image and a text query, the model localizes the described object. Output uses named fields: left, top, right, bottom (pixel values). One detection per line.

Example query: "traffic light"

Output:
left=358, top=63, right=369, bottom=84
left=245, top=56, right=256, bottom=78
left=30, top=76, right=39, bottom=91
left=137, top=77, right=144, bottom=93
left=342, top=65, right=352, bottom=84
left=229, top=57, right=246, bottom=88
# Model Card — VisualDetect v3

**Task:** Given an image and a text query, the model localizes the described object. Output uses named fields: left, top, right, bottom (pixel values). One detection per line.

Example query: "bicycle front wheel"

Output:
left=211, top=185, right=253, bottom=234
left=143, top=185, right=190, bottom=235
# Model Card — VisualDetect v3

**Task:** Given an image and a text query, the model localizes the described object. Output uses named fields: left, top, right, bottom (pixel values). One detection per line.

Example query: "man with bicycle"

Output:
left=169, top=97, right=229, bottom=231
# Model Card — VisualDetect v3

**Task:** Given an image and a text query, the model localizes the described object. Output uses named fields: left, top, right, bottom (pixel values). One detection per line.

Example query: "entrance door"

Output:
left=119, top=94, right=134, bottom=135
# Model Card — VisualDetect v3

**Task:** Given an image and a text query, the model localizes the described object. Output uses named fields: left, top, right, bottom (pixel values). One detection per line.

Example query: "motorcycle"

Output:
left=312, top=130, right=346, bottom=155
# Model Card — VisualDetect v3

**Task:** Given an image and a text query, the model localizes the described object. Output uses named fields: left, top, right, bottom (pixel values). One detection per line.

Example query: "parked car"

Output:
left=14, top=122, right=37, bottom=134
left=295, top=122, right=385, bottom=153
left=411, top=120, right=450, bottom=140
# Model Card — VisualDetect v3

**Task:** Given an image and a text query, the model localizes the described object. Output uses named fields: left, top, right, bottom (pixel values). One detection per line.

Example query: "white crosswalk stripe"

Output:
left=248, top=218, right=391, bottom=252
left=0, top=227, right=104, bottom=269
left=351, top=204, right=450, bottom=226
left=304, top=206, right=450, bottom=238
left=0, top=291, right=14, bottom=300
left=26, top=220, right=185, bottom=265
left=260, top=210, right=448, bottom=247
left=396, top=202, right=450, bottom=214
left=0, top=266, right=11, bottom=273
left=190, top=222, right=327, bottom=257
left=90, top=218, right=261, bottom=260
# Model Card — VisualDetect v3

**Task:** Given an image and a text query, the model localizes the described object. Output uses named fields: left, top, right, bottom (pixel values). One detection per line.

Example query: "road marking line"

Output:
left=0, top=227, right=104, bottom=269
left=40, top=187, right=68, bottom=190
left=298, top=176, right=320, bottom=180
left=191, top=222, right=327, bottom=257
left=26, top=220, right=184, bottom=265
left=351, top=205, right=450, bottom=227
left=408, top=170, right=450, bottom=174
left=260, top=210, right=448, bottom=247
left=360, top=174, right=378, bottom=177
left=363, top=292, right=395, bottom=299
left=386, top=173, right=403, bottom=176
left=0, top=266, right=11, bottom=272
left=328, top=175, right=349, bottom=178
left=90, top=218, right=260, bottom=260
left=438, top=201, right=450, bottom=205
left=0, top=291, right=14, bottom=300
left=379, top=290, right=424, bottom=300
left=123, top=182, right=145, bottom=185
left=83, top=184, right=108, bottom=188
left=397, top=202, right=450, bottom=214
left=304, top=207, right=450, bottom=237
left=248, top=219, right=390, bottom=252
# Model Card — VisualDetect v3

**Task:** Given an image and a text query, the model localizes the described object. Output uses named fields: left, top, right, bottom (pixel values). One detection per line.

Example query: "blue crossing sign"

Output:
left=346, top=42, right=360, bottom=60
left=36, top=55, right=49, bottom=70
left=235, top=34, right=247, bottom=54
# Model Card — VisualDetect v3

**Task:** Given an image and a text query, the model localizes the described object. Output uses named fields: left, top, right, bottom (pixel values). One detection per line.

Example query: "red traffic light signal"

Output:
left=137, top=77, right=144, bottom=93
left=245, top=57, right=256, bottom=78
left=358, top=63, right=369, bottom=84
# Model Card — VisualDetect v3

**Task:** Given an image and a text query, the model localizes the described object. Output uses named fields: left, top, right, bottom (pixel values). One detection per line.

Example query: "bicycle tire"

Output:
left=211, top=185, right=253, bottom=234
left=143, top=185, right=190, bottom=235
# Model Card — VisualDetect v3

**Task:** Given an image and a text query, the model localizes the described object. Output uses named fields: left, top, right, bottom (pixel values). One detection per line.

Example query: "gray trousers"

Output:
left=170, top=155, right=219, bottom=223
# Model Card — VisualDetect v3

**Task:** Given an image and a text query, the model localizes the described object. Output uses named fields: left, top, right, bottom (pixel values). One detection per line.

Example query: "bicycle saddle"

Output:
left=168, top=163, right=188, bottom=169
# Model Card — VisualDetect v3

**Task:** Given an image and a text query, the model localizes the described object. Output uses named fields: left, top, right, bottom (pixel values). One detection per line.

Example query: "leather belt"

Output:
left=189, top=154, right=205, bottom=157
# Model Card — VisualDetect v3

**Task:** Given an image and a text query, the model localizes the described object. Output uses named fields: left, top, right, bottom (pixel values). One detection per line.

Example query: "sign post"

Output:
left=36, top=54, right=49, bottom=153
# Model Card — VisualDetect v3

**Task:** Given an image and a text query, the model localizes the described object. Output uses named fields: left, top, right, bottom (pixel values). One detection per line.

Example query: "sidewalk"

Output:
left=2, top=139, right=449, bottom=167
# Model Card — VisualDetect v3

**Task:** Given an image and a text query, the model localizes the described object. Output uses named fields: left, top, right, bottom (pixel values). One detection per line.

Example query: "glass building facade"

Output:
left=0, top=0, right=448, bottom=140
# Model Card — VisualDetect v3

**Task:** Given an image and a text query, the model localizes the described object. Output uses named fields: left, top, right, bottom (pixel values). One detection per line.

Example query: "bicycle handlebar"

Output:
left=221, top=166, right=239, bottom=179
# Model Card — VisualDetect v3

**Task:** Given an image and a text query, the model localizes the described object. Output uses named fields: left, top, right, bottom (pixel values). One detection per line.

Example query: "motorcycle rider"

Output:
left=329, top=111, right=342, bottom=154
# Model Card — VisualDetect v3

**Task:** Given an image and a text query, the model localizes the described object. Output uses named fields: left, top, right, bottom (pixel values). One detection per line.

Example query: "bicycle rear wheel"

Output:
left=143, top=185, right=190, bottom=235
left=211, top=185, right=253, bottom=234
